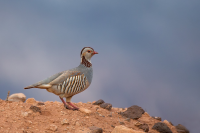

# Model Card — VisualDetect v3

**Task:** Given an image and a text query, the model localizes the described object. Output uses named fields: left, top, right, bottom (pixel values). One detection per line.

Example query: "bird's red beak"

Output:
left=93, top=51, right=98, bottom=54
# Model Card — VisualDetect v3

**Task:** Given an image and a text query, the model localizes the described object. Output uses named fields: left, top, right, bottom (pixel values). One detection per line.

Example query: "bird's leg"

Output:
left=65, top=97, right=79, bottom=110
left=59, top=97, right=73, bottom=110
left=67, top=102, right=79, bottom=110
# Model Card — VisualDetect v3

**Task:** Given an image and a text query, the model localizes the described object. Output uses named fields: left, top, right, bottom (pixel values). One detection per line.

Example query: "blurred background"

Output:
left=0, top=0, right=200, bottom=132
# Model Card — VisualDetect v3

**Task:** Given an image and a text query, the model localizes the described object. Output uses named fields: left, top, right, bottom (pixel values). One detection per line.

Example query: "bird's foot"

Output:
left=59, top=97, right=79, bottom=110
left=64, top=104, right=79, bottom=110
left=64, top=104, right=74, bottom=110
left=67, top=102, right=79, bottom=110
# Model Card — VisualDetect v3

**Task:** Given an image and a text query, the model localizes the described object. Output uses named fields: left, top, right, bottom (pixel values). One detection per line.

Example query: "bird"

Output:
left=24, top=47, right=98, bottom=110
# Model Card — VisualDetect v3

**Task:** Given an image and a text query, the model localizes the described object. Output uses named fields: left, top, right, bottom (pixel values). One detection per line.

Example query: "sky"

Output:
left=0, top=0, right=200, bottom=132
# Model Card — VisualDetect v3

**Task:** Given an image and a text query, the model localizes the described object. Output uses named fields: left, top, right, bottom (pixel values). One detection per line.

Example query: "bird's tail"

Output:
left=24, top=85, right=35, bottom=89
left=24, top=84, right=51, bottom=89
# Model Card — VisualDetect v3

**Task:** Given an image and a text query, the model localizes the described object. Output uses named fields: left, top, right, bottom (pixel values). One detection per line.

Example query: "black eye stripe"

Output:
left=80, top=47, right=94, bottom=56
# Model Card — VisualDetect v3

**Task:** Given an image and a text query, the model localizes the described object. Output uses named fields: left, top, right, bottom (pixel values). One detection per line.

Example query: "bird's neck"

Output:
left=81, top=56, right=92, bottom=67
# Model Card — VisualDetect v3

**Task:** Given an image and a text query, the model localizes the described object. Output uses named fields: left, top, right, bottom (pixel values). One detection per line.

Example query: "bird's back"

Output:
left=25, top=64, right=93, bottom=98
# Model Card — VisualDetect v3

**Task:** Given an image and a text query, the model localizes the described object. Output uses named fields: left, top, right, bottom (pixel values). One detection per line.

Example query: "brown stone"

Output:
left=100, top=103, right=112, bottom=110
left=61, top=119, right=69, bottom=125
left=48, top=124, right=58, bottom=132
left=138, top=124, right=149, bottom=132
left=176, top=124, right=189, bottom=133
left=37, top=102, right=45, bottom=105
left=120, top=105, right=145, bottom=120
left=89, top=126, right=103, bottom=133
left=93, top=99, right=105, bottom=105
left=26, top=98, right=37, bottom=104
left=29, top=105, right=41, bottom=113
left=152, top=122, right=172, bottom=133
left=79, top=108, right=92, bottom=115
left=163, top=120, right=172, bottom=127
left=152, top=116, right=162, bottom=121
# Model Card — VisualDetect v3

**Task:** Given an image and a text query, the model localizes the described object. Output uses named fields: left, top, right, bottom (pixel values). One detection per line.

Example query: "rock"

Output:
left=98, top=113, right=105, bottom=117
left=61, top=119, right=69, bottom=125
left=100, top=103, right=112, bottom=110
left=169, top=121, right=174, bottom=126
left=175, top=124, right=189, bottom=133
left=152, top=116, right=162, bottom=121
left=143, top=112, right=150, bottom=117
left=48, top=124, right=58, bottom=132
left=37, top=102, right=45, bottom=105
left=75, top=121, right=80, bottom=126
left=95, top=107, right=99, bottom=111
left=124, top=118, right=130, bottom=122
left=93, top=99, right=105, bottom=105
left=111, top=125, right=144, bottom=133
left=29, top=105, right=41, bottom=113
left=26, top=98, right=37, bottom=104
left=138, top=124, right=149, bottom=132
left=8, top=93, right=26, bottom=102
left=152, top=122, right=172, bottom=133
left=21, top=112, right=29, bottom=117
left=120, top=105, right=145, bottom=120
left=108, top=112, right=112, bottom=117
left=135, top=121, right=142, bottom=127
left=89, top=126, right=103, bottom=133
left=163, top=120, right=172, bottom=127
left=79, top=108, right=92, bottom=115
left=119, top=121, right=125, bottom=125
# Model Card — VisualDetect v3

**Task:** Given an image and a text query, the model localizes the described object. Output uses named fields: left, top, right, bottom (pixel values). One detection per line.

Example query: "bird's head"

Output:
left=80, top=47, right=98, bottom=67
left=80, top=47, right=98, bottom=61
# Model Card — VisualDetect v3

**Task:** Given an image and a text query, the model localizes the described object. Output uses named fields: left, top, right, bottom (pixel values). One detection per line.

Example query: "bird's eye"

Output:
left=88, top=50, right=91, bottom=53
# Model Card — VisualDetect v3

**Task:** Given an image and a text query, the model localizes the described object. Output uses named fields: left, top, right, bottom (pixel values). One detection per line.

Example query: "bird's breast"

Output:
left=47, top=74, right=91, bottom=98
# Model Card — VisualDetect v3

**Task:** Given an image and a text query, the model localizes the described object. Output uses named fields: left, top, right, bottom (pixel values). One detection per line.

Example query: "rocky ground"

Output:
left=0, top=97, right=189, bottom=133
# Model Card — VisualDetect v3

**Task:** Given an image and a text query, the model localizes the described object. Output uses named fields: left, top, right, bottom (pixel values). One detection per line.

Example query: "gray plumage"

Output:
left=25, top=64, right=93, bottom=99
left=24, top=47, right=98, bottom=109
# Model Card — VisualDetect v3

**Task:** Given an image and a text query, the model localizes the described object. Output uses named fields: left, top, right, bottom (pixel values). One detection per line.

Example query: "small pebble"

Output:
left=37, top=102, right=45, bottom=105
left=48, top=124, right=58, bottom=132
left=61, top=119, right=69, bottom=125
left=29, top=106, right=41, bottom=113
left=93, top=99, right=105, bottom=105
left=108, top=112, right=112, bottom=117
left=125, top=118, right=130, bottom=122
left=119, top=121, right=125, bottom=125
left=89, top=126, right=103, bottom=133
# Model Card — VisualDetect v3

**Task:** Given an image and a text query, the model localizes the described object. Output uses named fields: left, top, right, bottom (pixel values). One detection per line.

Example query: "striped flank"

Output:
left=57, top=74, right=87, bottom=95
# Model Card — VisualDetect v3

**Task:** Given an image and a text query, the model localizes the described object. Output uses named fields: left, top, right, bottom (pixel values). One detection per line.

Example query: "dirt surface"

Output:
left=0, top=98, right=178, bottom=133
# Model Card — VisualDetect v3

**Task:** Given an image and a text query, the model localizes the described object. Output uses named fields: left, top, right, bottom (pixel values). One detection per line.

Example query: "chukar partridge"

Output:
left=24, top=47, right=98, bottom=110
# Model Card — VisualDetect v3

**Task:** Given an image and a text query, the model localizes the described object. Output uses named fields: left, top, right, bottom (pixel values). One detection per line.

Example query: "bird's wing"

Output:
left=24, top=70, right=84, bottom=89
left=24, top=71, right=64, bottom=89
left=49, top=71, right=83, bottom=85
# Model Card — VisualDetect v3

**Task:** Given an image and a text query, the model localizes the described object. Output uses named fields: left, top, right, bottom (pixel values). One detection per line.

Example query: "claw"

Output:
left=67, top=102, right=79, bottom=110
left=59, top=97, right=79, bottom=110
left=64, top=104, right=73, bottom=110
